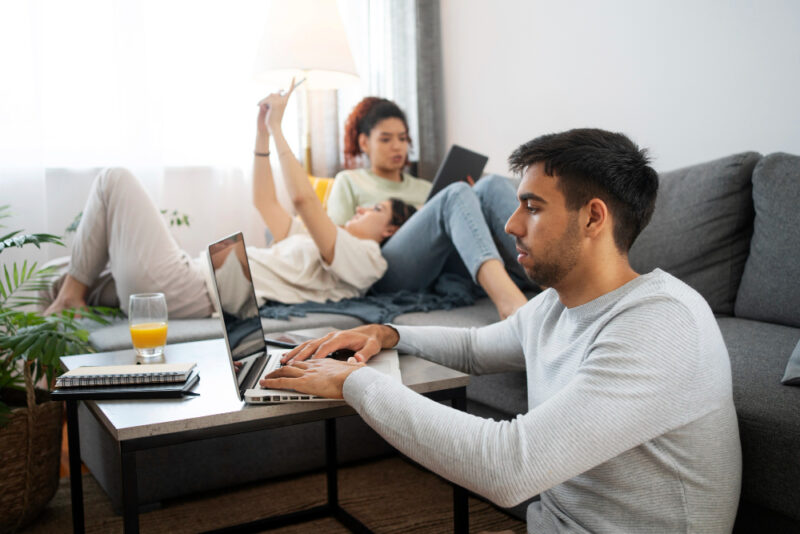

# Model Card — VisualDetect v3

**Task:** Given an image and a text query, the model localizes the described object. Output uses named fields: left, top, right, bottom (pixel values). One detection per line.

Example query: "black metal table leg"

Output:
left=121, top=445, right=140, bottom=533
left=66, top=401, right=85, bottom=534
left=326, top=418, right=338, bottom=509
left=325, top=418, right=372, bottom=533
left=452, top=389, right=469, bottom=534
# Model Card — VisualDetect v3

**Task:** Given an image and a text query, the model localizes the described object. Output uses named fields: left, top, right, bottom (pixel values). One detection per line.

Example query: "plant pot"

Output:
left=0, top=366, right=63, bottom=533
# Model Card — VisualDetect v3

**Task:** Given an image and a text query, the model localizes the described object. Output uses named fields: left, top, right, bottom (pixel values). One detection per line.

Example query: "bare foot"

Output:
left=43, top=298, right=87, bottom=316
left=477, top=259, right=528, bottom=319
left=43, top=274, right=89, bottom=316
left=496, top=295, right=527, bottom=320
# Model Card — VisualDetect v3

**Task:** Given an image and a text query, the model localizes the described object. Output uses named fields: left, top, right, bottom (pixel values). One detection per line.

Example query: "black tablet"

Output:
left=426, top=144, right=489, bottom=202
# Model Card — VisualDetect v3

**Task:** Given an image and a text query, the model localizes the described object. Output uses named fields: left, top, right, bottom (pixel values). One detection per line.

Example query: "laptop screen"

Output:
left=208, top=232, right=267, bottom=365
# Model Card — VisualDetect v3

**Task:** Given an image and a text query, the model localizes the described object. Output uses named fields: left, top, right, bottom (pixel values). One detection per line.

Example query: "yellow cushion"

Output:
left=309, top=176, right=335, bottom=208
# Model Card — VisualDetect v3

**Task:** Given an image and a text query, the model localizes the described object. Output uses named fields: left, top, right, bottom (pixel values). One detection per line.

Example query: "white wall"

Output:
left=440, top=0, right=800, bottom=174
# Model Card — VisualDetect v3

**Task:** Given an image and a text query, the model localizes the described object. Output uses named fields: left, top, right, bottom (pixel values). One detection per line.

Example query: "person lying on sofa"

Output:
left=43, top=81, right=416, bottom=317
left=261, top=128, right=743, bottom=534
left=326, top=96, right=536, bottom=319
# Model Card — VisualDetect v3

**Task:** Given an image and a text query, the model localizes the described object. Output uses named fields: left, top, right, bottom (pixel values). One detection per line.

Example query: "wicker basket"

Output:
left=0, top=363, right=63, bottom=533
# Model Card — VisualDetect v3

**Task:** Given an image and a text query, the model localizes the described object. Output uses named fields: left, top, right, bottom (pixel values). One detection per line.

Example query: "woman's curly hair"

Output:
left=343, top=97, right=411, bottom=169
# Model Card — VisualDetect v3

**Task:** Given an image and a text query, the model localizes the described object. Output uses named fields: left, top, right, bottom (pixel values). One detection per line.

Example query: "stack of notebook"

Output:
left=50, top=362, right=199, bottom=400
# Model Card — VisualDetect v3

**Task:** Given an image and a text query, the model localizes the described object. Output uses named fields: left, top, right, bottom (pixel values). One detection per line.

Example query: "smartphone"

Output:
left=263, top=331, right=315, bottom=348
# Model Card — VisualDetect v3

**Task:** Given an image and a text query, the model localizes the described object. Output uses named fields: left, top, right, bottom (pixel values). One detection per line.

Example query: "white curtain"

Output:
left=0, top=0, right=430, bottom=266
left=337, top=0, right=421, bottom=169
left=0, top=0, right=299, bottom=267
left=338, top=0, right=444, bottom=179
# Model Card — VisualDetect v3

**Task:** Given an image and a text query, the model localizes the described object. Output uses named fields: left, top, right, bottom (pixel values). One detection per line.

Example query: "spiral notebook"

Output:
left=55, top=362, right=196, bottom=388
left=50, top=370, right=200, bottom=400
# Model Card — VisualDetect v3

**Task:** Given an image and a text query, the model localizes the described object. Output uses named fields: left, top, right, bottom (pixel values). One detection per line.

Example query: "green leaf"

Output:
left=4, top=265, right=11, bottom=296
left=44, top=336, right=57, bottom=366
left=26, top=334, right=47, bottom=361
left=6, top=332, right=37, bottom=355
left=54, top=338, right=66, bottom=364
left=0, top=232, right=65, bottom=254
left=0, top=230, right=20, bottom=242
left=73, top=329, right=89, bottom=343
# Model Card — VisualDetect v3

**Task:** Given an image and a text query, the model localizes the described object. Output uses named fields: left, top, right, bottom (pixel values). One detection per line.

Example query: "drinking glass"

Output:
left=129, top=293, right=168, bottom=363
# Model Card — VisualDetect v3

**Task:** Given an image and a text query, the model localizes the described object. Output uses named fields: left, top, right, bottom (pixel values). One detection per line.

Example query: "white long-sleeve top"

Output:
left=342, top=269, right=742, bottom=533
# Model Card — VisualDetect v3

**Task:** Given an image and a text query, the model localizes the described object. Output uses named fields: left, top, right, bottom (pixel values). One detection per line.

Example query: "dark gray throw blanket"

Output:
left=259, top=273, right=480, bottom=324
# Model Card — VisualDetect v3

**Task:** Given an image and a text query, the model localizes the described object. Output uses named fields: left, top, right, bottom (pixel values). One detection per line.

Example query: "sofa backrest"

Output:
left=734, top=153, right=800, bottom=328
left=628, top=152, right=761, bottom=315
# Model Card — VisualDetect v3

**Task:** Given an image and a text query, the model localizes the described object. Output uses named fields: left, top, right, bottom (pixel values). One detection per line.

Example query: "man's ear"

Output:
left=584, top=198, right=609, bottom=238
left=358, top=133, right=369, bottom=155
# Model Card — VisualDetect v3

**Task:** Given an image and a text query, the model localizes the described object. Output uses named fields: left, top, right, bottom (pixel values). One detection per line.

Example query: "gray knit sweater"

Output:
left=343, top=269, right=742, bottom=533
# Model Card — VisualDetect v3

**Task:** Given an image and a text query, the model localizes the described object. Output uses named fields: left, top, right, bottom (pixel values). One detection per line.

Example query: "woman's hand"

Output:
left=257, top=78, right=296, bottom=137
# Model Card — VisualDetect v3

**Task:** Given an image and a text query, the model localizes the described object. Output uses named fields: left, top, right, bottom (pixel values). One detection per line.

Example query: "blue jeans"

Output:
left=373, top=174, right=532, bottom=293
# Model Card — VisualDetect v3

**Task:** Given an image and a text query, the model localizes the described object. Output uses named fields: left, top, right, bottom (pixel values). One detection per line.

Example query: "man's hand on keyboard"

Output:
left=280, top=324, right=398, bottom=365
left=260, top=358, right=364, bottom=399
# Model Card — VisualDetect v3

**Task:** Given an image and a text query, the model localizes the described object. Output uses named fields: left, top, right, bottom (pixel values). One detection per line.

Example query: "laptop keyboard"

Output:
left=252, top=351, right=289, bottom=391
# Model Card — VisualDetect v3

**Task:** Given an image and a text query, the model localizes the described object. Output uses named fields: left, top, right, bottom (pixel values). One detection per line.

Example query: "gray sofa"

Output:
left=78, top=152, right=800, bottom=530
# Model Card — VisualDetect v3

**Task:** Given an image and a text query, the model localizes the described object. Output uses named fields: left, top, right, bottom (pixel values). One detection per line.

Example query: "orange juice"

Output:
left=130, top=322, right=168, bottom=349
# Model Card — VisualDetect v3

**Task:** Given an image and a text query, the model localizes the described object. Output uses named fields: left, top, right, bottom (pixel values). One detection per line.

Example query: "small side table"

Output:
left=61, top=338, right=470, bottom=533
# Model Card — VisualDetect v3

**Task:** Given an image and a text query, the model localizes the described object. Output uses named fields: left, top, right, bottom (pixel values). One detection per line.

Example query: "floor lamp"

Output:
left=254, top=0, right=359, bottom=174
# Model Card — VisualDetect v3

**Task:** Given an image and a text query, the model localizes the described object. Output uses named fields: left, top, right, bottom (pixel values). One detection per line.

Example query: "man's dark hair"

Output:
left=508, top=128, right=658, bottom=252
left=383, top=198, right=417, bottom=246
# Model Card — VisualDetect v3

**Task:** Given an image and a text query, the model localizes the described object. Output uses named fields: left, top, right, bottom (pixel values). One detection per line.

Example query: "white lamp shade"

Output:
left=254, top=0, right=359, bottom=89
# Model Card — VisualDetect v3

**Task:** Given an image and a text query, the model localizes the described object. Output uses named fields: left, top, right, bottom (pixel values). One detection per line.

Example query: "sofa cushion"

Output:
left=87, top=314, right=363, bottom=352
left=467, top=372, right=528, bottom=418
left=735, top=153, right=800, bottom=328
left=629, top=152, right=760, bottom=315
left=393, top=297, right=501, bottom=327
left=717, top=317, right=800, bottom=519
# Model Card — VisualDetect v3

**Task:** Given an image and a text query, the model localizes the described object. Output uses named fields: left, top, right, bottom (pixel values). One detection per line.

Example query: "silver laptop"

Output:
left=207, top=232, right=400, bottom=404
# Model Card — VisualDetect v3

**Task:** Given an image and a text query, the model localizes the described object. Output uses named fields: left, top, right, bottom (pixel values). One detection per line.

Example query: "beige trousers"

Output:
left=65, top=168, right=213, bottom=318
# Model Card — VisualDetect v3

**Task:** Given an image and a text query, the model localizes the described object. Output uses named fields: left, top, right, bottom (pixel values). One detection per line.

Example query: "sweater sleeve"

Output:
left=390, top=312, right=526, bottom=374
left=327, top=172, right=357, bottom=225
left=344, top=297, right=716, bottom=508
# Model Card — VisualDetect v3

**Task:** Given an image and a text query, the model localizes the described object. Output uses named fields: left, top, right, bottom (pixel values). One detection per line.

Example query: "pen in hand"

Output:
left=258, top=77, right=307, bottom=105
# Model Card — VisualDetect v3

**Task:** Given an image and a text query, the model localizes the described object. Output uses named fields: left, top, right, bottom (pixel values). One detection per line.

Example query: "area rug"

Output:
left=21, top=456, right=525, bottom=533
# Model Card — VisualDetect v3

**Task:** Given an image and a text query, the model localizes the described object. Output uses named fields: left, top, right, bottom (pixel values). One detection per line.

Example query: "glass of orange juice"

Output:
left=129, top=293, right=168, bottom=363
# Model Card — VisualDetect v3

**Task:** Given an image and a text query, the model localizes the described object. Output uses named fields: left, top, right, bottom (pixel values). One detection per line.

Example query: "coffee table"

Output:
left=61, top=337, right=470, bottom=533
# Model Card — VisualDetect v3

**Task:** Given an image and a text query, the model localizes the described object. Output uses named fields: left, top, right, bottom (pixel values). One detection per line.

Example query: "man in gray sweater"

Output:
left=263, top=129, right=742, bottom=533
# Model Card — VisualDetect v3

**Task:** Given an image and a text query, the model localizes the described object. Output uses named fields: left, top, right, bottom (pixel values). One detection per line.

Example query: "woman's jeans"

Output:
left=373, top=174, right=533, bottom=293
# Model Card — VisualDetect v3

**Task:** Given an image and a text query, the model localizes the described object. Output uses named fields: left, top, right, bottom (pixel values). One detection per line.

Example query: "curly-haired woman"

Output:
left=326, top=98, right=534, bottom=319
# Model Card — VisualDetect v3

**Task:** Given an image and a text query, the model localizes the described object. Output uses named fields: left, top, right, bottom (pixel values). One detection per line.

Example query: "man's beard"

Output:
left=520, top=215, right=581, bottom=289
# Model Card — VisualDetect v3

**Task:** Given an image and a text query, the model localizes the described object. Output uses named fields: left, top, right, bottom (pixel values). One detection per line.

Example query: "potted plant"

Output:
left=0, top=205, right=113, bottom=532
